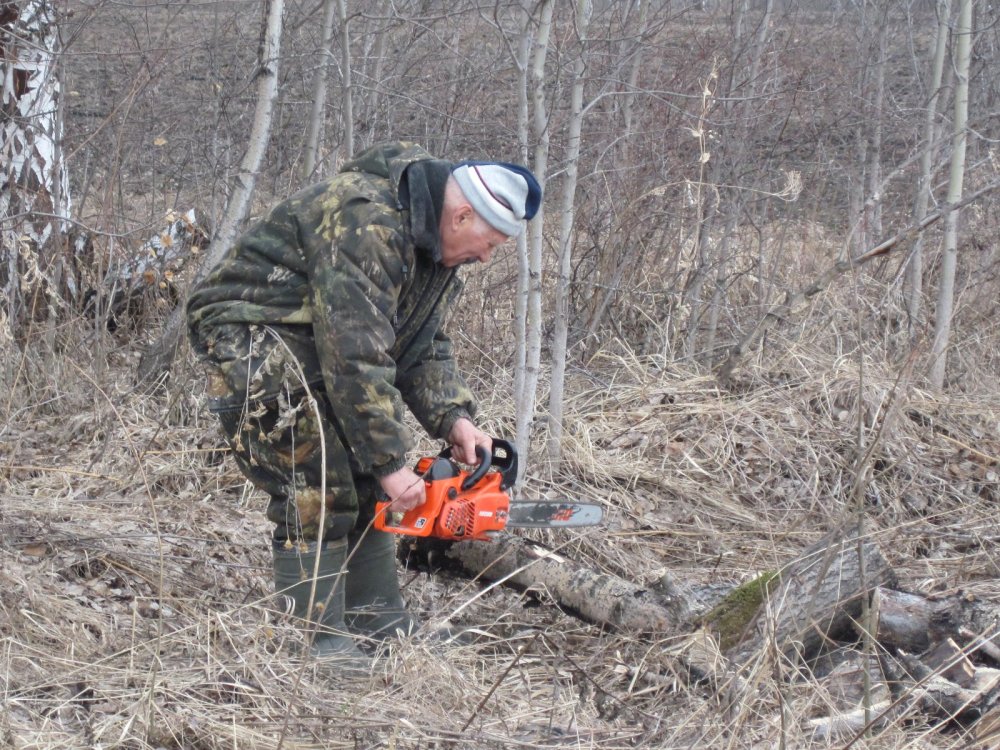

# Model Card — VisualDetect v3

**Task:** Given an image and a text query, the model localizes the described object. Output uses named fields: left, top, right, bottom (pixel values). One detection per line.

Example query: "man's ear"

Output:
left=453, top=204, right=474, bottom=229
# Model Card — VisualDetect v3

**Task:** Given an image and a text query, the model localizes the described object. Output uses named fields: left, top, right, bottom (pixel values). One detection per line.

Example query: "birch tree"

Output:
left=137, top=0, right=285, bottom=381
left=302, top=0, right=337, bottom=179
left=513, top=0, right=552, bottom=478
left=336, top=0, right=353, bottom=158
left=546, top=0, right=592, bottom=465
left=905, top=0, right=951, bottom=336
left=929, top=0, right=973, bottom=389
left=1, top=0, right=73, bottom=336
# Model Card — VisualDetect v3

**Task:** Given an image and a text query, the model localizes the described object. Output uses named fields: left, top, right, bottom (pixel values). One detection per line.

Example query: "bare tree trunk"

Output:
left=905, top=0, right=951, bottom=338
left=847, top=0, right=879, bottom=260
left=514, top=0, right=552, bottom=480
left=511, top=3, right=532, bottom=486
left=703, top=210, right=738, bottom=362
left=865, top=7, right=888, bottom=243
left=618, top=0, right=648, bottom=167
left=302, top=0, right=337, bottom=179
left=0, top=0, right=72, bottom=336
left=137, top=0, right=284, bottom=382
left=336, top=0, right=353, bottom=158
left=355, top=2, right=388, bottom=148
left=546, top=0, right=591, bottom=467
left=929, top=0, right=973, bottom=390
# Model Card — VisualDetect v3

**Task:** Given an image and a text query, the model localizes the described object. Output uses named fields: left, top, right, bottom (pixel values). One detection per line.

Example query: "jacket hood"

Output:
left=341, top=141, right=452, bottom=260
left=339, top=141, right=440, bottom=196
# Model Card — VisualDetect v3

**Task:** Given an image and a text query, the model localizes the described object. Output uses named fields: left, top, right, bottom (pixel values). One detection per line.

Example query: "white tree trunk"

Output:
left=336, top=0, right=353, bottom=158
left=546, top=0, right=592, bottom=465
left=1, top=0, right=71, bottom=332
left=207, top=0, right=283, bottom=273
left=302, top=0, right=337, bottom=179
left=511, top=2, right=532, bottom=485
left=865, top=11, right=888, bottom=243
left=929, top=0, right=972, bottom=389
left=514, top=0, right=552, bottom=480
left=905, top=0, right=951, bottom=336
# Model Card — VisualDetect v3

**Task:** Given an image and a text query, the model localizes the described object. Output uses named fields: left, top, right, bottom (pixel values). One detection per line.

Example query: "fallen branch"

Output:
left=85, top=209, right=207, bottom=329
left=401, top=535, right=692, bottom=634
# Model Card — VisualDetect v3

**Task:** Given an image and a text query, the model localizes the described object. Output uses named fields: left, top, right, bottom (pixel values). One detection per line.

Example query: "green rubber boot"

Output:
left=272, top=538, right=370, bottom=671
left=344, top=529, right=419, bottom=641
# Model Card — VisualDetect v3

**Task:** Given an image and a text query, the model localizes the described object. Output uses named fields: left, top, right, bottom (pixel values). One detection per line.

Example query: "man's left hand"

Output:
left=448, top=417, right=492, bottom=466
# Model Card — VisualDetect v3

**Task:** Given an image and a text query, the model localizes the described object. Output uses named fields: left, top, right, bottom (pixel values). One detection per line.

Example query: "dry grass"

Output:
left=2, top=288, right=999, bottom=750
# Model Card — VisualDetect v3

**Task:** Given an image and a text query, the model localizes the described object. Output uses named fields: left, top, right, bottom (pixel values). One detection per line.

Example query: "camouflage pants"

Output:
left=215, top=388, right=381, bottom=543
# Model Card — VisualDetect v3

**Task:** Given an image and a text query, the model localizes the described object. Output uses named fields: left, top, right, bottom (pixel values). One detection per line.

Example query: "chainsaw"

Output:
left=374, top=438, right=603, bottom=542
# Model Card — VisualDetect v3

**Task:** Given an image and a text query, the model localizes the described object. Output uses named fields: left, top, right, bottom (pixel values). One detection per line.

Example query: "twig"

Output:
left=461, top=631, right=539, bottom=732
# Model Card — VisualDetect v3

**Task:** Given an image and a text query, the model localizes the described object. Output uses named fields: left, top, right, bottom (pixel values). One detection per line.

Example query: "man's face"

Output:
left=439, top=212, right=511, bottom=268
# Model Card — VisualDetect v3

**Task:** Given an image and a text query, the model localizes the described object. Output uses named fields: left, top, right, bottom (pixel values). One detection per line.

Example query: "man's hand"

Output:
left=448, top=417, right=492, bottom=466
left=379, top=467, right=427, bottom=512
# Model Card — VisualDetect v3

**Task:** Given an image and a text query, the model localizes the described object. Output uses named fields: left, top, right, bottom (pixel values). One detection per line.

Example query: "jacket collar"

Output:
left=398, top=159, right=451, bottom=262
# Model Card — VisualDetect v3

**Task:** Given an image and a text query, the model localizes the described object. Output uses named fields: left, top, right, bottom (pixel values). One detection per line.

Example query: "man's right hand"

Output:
left=378, top=466, right=427, bottom=512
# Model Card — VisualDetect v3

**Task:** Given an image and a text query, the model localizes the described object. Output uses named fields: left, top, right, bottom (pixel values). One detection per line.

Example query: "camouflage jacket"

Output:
left=186, top=142, right=477, bottom=477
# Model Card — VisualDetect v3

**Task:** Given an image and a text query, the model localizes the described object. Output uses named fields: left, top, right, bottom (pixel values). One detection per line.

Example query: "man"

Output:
left=186, top=142, right=541, bottom=667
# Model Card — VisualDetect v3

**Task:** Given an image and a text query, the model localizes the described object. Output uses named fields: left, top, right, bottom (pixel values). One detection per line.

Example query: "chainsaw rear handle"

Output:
left=439, top=438, right=518, bottom=491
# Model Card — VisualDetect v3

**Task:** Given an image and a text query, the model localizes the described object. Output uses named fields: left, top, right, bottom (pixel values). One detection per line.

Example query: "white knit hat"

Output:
left=451, top=161, right=542, bottom=237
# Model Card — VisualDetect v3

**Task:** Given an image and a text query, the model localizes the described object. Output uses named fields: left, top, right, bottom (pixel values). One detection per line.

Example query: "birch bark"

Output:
left=905, top=0, right=951, bottom=337
left=929, top=0, right=973, bottom=389
left=302, top=0, right=337, bottom=179
left=513, top=0, right=552, bottom=479
left=546, top=0, right=592, bottom=465
left=1, top=0, right=72, bottom=333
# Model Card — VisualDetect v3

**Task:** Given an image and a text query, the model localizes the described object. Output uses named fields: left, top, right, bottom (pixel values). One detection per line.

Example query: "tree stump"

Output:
left=718, top=527, right=896, bottom=665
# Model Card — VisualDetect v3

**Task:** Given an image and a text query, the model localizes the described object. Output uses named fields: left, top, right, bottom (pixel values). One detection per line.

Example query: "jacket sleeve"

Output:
left=309, top=217, right=410, bottom=477
left=396, top=318, right=478, bottom=440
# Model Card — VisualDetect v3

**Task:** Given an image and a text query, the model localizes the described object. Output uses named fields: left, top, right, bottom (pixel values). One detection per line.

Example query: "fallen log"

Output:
left=865, top=587, right=1000, bottom=665
left=885, top=651, right=987, bottom=722
left=869, top=587, right=964, bottom=653
left=400, top=535, right=692, bottom=635
left=714, top=527, right=896, bottom=665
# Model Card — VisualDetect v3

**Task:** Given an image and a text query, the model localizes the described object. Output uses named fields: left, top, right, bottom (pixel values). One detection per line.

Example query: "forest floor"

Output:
left=2, top=317, right=999, bottom=749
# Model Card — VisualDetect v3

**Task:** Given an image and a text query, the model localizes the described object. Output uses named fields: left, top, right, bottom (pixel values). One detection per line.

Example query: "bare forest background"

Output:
left=3, top=0, right=1000, bottom=748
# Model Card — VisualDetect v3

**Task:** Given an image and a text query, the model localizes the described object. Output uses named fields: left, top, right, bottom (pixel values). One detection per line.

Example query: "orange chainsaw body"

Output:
left=374, top=442, right=517, bottom=542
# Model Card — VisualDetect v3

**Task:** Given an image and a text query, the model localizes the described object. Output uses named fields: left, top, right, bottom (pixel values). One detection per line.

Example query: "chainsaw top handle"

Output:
left=439, top=438, right=518, bottom=491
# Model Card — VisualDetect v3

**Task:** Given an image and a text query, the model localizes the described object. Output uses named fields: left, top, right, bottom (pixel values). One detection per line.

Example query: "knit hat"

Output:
left=451, top=161, right=542, bottom=237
